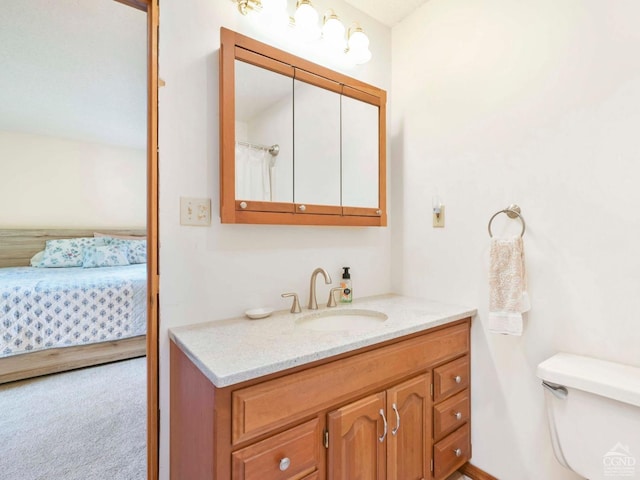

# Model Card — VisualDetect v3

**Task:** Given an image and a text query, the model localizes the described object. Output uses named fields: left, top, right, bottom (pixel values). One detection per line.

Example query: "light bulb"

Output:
left=294, top=1, right=319, bottom=29
left=348, top=30, right=369, bottom=51
left=322, top=10, right=346, bottom=51
left=346, top=24, right=372, bottom=64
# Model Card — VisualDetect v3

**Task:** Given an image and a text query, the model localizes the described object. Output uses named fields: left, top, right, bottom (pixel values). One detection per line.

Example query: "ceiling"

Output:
left=342, top=0, right=429, bottom=27
left=0, top=0, right=147, bottom=149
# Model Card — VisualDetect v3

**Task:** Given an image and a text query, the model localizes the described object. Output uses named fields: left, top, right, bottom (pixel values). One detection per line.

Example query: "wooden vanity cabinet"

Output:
left=170, top=318, right=471, bottom=480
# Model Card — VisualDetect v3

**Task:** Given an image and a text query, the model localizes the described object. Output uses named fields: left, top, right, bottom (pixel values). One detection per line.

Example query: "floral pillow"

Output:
left=102, top=238, right=147, bottom=264
left=82, top=244, right=130, bottom=268
left=40, top=237, right=97, bottom=267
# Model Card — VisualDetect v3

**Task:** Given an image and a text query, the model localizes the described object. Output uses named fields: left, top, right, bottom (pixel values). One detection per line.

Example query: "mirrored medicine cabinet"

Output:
left=219, top=27, right=387, bottom=226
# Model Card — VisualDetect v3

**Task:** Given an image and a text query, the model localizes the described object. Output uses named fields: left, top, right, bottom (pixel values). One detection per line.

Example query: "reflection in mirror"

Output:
left=342, top=95, right=379, bottom=208
left=293, top=79, right=341, bottom=206
left=234, top=59, right=293, bottom=202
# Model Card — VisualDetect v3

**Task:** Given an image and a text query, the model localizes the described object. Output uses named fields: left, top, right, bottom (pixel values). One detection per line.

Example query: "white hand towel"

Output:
left=488, top=236, right=530, bottom=335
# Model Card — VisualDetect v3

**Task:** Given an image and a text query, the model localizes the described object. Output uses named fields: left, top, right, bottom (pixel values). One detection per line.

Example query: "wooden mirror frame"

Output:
left=219, top=27, right=387, bottom=227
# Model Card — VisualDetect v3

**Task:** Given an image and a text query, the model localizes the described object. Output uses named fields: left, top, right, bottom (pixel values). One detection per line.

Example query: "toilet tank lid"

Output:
left=537, top=353, right=640, bottom=407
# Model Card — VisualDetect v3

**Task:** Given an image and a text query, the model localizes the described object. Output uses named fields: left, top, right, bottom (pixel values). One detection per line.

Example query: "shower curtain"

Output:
left=235, top=144, right=274, bottom=201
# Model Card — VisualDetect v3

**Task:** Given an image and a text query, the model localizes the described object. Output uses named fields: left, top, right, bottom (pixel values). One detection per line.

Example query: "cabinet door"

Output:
left=386, top=374, right=432, bottom=480
left=327, top=392, right=387, bottom=480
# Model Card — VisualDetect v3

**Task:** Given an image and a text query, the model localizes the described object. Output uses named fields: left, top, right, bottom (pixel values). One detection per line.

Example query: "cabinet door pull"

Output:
left=391, top=403, right=400, bottom=436
left=454, top=375, right=462, bottom=384
left=454, top=411, right=462, bottom=420
left=378, top=408, right=388, bottom=442
left=279, top=457, right=291, bottom=471
left=453, top=448, right=462, bottom=457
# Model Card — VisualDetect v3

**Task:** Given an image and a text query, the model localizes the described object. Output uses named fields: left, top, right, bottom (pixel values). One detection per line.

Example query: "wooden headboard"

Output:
left=0, top=229, right=146, bottom=268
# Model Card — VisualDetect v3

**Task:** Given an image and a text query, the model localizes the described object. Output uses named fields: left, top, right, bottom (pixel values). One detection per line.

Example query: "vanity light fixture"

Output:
left=232, top=0, right=372, bottom=65
left=346, top=23, right=372, bottom=65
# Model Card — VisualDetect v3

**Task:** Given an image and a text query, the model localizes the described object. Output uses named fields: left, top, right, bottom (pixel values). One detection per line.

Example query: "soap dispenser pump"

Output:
left=340, top=267, right=352, bottom=303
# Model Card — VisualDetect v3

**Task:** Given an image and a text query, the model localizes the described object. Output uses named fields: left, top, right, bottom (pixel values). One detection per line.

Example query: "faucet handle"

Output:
left=327, top=287, right=342, bottom=307
left=281, top=292, right=301, bottom=313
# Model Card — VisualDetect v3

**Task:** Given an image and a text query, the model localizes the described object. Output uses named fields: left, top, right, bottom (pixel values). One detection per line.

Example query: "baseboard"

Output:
left=459, top=462, right=499, bottom=480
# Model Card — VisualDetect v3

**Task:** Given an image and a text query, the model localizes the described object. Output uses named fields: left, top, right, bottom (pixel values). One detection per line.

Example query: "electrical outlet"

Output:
left=180, top=197, right=211, bottom=226
left=433, top=205, right=445, bottom=228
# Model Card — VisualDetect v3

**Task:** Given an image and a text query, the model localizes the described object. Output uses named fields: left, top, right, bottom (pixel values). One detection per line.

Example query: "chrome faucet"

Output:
left=308, top=267, right=332, bottom=310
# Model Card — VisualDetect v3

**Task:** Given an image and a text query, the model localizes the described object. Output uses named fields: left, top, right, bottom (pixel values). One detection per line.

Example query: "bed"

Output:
left=0, top=229, right=147, bottom=383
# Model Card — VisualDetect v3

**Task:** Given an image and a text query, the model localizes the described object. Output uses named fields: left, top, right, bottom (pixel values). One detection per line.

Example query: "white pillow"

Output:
left=30, top=250, right=45, bottom=267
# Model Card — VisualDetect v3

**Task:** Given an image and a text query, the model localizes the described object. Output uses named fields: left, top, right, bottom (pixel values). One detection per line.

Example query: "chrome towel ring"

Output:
left=488, top=204, right=526, bottom=238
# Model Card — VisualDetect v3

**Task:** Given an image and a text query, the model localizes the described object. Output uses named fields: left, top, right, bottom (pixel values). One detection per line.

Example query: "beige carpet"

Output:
left=0, top=357, right=146, bottom=480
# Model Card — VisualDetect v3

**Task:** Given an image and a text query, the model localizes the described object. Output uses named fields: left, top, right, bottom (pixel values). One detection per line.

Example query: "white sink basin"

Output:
left=296, top=309, right=388, bottom=332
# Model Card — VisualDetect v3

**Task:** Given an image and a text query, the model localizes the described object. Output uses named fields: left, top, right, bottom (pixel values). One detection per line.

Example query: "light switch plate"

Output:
left=433, top=205, right=445, bottom=228
left=180, top=197, right=211, bottom=226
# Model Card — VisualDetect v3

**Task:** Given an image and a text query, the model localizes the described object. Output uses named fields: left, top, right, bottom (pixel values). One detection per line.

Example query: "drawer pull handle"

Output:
left=392, top=403, right=400, bottom=436
left=298, top=204, right=306, bottom=211
left=239, top=201, right=247, bottom=209
left=279, top=457, right=291, bottom=471
left=454, top=375, right=462, bottom=384
left=379, top=409, right=388, bottom=442
left=453, top=448, right=463, bottom=457
left=454, top=411, right=462, bottom=420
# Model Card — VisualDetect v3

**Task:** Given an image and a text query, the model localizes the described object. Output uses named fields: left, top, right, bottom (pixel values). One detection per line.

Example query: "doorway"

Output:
left=0, top=0, right=159, bottom=478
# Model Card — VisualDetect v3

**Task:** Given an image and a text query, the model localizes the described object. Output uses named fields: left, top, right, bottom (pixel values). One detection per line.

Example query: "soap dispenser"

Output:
left=340, top=267, right=352, bottom=303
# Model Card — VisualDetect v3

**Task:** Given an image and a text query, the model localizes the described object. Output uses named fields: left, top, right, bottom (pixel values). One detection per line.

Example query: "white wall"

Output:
left=0, top=131, right=146, bottom=228
left=392, top=1, right=640, bottom=479
left=158, top=1, right=391, bottom=478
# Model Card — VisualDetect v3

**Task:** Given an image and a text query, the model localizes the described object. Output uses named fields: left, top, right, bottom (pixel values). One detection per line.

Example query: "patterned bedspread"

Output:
left=0, top=264, right=147, bottom=357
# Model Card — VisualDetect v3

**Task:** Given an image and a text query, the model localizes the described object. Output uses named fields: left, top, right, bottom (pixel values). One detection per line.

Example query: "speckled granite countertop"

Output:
left=168, top=294, right=476, bottom=388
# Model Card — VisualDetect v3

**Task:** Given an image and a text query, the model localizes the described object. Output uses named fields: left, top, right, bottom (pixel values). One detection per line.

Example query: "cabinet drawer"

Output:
left=233, top=322, right=469, bottom=444
left=232, top=418, right=321, bottom=480
left=433, top=355, right=469, bottom=402
left=433, top=389, right=470, bottom=441
left=433, top=423, right=470, bottom=480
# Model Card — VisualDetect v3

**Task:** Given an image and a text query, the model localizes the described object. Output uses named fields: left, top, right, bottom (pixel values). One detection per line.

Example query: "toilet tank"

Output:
left=537, top=353, right=640, bottom=480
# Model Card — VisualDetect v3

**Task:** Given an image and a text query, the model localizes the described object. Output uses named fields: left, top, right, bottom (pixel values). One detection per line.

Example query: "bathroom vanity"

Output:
left=169, top=295, right=475, bottom=480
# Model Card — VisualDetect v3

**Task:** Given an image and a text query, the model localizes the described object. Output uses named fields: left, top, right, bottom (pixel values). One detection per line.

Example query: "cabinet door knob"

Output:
left=453, top=448, right=463, bottom=457
left=239, top=201, right=247, bottom=209
left=454, top=375, right=462, bottom=384
left=376, top=209, right=382, bottom=215
left=391, top=403, right=400, bottom=436
left=279, top=457, right=291, bottom=471
left=378, top=408, right=388, bottom=442
left=298, top=204, right=306, bottom=211
left=454, top=411, right=462, bottom=420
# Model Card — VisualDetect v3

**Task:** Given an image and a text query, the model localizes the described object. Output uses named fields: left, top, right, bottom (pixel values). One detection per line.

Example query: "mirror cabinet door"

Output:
left=220, top=28, right=386, bottom=226
left=234, top=59, right=293, bottom=204
left=341, top=94, right=380, bottom=209
left=293, top=77, right=341, bottom=209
